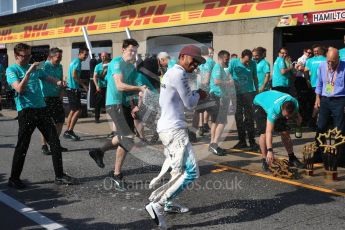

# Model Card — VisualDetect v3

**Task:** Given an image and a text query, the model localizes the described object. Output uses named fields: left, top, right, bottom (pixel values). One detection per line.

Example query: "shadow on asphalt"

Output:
left=78, top=164, right=163, bottom=184
left=75, top=119, right=111, bottom=125
left=0, top=118, right=17, bottom=122
left=65, top=148, right=94, bottom=153
left=272, top=137, right=315, bottom=149
left=0, top=172, right=158, bottom=230
left=168, top=188, right=336, bottom=229
left=75, top=136, right=108, bottom=141
left=0, top=144, right=15, bottom=149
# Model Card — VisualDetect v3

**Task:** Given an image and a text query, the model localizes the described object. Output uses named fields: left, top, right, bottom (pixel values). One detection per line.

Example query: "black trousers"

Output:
left=94, top=88, right=106, bottom=120
left=11, top=108, right=64, bottom=179
left=315, top=96, right=345, bottom=165
left=235, top=92, right=256, bottom=143
left=294, top=77, right=315, bottom=124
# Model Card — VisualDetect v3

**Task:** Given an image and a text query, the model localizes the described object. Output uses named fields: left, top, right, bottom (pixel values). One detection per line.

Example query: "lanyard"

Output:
left=326, top=65, right=339, bottom=86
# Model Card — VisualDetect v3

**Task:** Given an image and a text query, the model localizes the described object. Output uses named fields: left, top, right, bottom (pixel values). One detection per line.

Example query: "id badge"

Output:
left=325, top=83, right=334, bottom=94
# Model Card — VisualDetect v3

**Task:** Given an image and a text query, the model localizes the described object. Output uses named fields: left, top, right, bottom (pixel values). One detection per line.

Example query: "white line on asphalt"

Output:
left=0, top=191, right=68, bottom=230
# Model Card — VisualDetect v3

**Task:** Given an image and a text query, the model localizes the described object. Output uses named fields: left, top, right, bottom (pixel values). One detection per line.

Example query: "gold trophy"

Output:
left=269, top=159, right=297, bottom=179
left=302, top=142, right=317, bottom=176
left=317, top=128, right=345, bottom=181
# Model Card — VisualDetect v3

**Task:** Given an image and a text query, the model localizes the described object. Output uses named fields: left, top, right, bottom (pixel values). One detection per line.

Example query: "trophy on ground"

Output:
left=302, top=142, right=317, bottom=176
left=316, top=128, right=345, bottom=181
left=269, top=159, right=297, bottom=179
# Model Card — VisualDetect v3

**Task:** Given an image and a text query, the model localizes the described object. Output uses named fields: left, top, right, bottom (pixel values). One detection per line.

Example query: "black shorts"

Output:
left=254, top=105, right=289, bottom=134
left=207, top=95, right=229, bottom=124
left=107, top=105, right=135, bottom=136
left=66, top=89, right=82, bottom=111
left=45, top=97, right=65, bottom=124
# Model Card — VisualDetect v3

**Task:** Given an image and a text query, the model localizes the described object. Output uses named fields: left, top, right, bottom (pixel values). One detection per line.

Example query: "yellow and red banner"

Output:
left=277, top=9, right=345, bottom=27
left=0, top=0, right=344, bottom=44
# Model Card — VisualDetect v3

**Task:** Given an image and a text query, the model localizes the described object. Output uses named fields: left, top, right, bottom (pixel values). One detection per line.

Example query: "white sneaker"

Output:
left=164, top=201, right=189, bottom=213
left=145, top=202, right=167, bottom=229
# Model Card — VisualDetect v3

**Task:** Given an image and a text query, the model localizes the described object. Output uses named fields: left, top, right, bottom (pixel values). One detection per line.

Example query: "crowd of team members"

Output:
left=1, top=38, right=345, bottom=228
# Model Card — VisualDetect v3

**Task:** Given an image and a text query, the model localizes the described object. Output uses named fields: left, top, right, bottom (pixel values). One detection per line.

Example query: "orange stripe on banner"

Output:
left=315, top=1, right=334, bottom=4
left=282, top=4, right=303, bottom=7
left=284, top=0, right=303, bottom=4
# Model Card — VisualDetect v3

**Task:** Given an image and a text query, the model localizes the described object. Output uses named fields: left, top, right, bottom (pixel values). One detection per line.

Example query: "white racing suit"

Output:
left=149, top=128, right=199, bottom=204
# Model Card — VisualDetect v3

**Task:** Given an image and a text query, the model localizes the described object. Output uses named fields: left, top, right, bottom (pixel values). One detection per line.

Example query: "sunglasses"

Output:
left=17, top=54, right=32, bottom=58
left=192, top=58, right=201, bottom=65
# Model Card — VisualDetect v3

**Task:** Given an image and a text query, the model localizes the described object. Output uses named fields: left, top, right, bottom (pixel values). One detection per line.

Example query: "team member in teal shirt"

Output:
left=167, top=58, right=177, bottom=70
left=63, top=47, right=89, bottom=141
left=305, top=48, right=327, bottom=89
left=272, top=47, right=293, bottom=94
left=6, top=43, right=75, bottom=189
left=340, top=48, right=345, bottom=61
left=228, top=49, right=259, bottom=151
left=39, top=48, right=68, bottom=155
left=253, top=47, right=270, bottom=92
left=253, top=90, right=303, bottom=171
left=207, top=50, right=230, bottom=156
left=93, top=52, right=110, bottom=123
left=304, top=45, right=326, bottom=128
left=0, top=63, right=5, bottom=111
left=340, top=36, right=345, bottom=61
left=197, top=46, right=216, bottom=136
left=89, top=39, right=146, bottom=192
left=124, top=70, right=158, bottom=141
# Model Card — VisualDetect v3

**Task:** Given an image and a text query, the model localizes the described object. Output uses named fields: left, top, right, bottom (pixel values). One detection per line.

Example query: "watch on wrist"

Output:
left=267, top=148, right=273, bottom=152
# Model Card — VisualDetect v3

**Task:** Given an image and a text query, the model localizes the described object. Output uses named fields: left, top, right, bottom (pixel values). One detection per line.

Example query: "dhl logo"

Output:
left=64, top=15, right=97, bottom=33
left=119, top=4, right=169, bottom=27
left=24, top=23, right=48, bottom=38
left=0, top=29, right=12, bottom=41
left=189, top=0, right=303, bottom=18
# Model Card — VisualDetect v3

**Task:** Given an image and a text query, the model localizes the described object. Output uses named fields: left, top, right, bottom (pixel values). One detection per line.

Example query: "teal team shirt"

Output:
left=253, top=90, right=299, bottom=124
left=228, top=58, right=257, bottom=94
left=198, top=57, right=215, bottom=90
left=134, top=71, right=156, bottom=92
left=209, top=63, right=230, bottom=97
left=340, top=48, right=345, bottom=61
left=167, top=58, right=177, bottom=69
left=40, top=61, right=63, bottom=97
left=94, top=62, right=107, bottom=88
left=272, top=57, right=289, bottom=88
left=6, top=64, right=47, bottom=111
left=306, top=56, right=327, bottom=88
left=256, top=58, right=270, bottom=90
left=106, top=56, right=135, bottom=106
left=67, top=58, right=81, bottom=89
left=123, top=71, right=157, bottom=107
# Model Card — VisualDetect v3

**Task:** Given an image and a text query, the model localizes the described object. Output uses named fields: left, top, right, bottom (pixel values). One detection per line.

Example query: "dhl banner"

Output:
left=277, top=9, right=345, bottom=26
left=0, top=0, right=344, bottom=44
